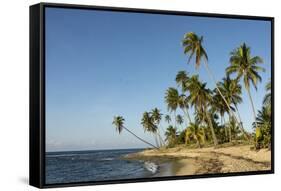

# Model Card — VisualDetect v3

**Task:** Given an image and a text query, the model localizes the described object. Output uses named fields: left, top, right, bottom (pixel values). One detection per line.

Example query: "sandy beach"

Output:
left=124, top=145, right=271, bottom=176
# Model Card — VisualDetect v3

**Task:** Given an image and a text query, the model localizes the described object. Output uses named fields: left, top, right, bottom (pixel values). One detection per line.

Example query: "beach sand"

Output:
left=125, top=145, right=271, bottom=176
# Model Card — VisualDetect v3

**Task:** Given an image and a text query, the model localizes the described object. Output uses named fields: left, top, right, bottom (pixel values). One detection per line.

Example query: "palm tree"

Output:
left=188, top=75, right=218, bottom=146
left=113, top=116, right=125, bottom=134
left=212, top=90, right=228, bottom=141
left=176, top=114, right=184, bottom=128
left=165, top=114, right=171, bottom=124
left=141, top=112, right=159, bottom=147
left=179, top=94, right=192, bottom=124
left=151, top=108, right=162, bottom=124
left=151, top=108, right=165, bottom=146
left=185, top=123, right=205, bottom=148
left=194, top=104, right=205, bottom=124
left=255, top=106, right=271, bottom=148
left=165, top=87, right=180, bottom=128
left=226, top=43, right=264, bottom=130
left=182, top=32, right=208, bottom=69
left=182, top=32, right=242, bottom=136
left=176, top=70, right=190, bottom=92
left=141, top=112, right=157, bottom=133
left=256, top=107, right=271, bottom=134
left=228, top=78, right=245, bottom=133
left=217, top=77, right=248, bottom=140
left=227, top=115, right=241, bottom=141
left=165, top=125, right=178, bottom=146
left=112, top=116, right=158, bottom=149
left=175, top=71, right=193, bottom=124
left=263, top=79, right=271, bottom=106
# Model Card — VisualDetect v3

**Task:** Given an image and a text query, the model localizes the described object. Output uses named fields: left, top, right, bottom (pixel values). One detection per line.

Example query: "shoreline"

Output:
left=124, top=145, right=271, bottom=176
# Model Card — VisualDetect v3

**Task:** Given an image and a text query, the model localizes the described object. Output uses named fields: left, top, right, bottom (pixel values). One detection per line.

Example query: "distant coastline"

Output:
left=46, top=147, right=146, bottom=154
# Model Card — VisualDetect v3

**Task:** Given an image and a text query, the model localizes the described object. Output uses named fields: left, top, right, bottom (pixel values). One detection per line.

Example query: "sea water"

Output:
left=46, top=149, right=157, bottom=184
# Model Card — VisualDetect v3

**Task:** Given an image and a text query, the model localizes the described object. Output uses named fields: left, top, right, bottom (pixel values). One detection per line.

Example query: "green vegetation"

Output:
left=113, top=32, right=271, bottom=151
left=165, top=125, right=178, bottom=147
left=254, top=79, right=272, bottom=149
left=185, top=123, right=205, bottom=148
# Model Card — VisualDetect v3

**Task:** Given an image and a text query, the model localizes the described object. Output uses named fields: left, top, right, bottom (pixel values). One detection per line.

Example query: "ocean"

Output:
left=45, top=149, right=156, bottom=184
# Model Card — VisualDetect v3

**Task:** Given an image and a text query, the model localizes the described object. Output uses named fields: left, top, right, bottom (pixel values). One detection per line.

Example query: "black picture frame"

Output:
left=29, top=2, right=274, bottom=188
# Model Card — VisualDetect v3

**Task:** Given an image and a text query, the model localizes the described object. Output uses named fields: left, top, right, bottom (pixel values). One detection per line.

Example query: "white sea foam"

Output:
left=99, top=157, right=114, bottom=161
left=46, top=154, right=78, bottom=158
left=144, top=161, right=159, bottom=174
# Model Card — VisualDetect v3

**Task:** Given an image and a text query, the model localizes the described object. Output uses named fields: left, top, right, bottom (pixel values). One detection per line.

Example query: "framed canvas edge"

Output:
left=29, top=2, right=275, bottom=189
left=29, top=3, right=44, bottom=188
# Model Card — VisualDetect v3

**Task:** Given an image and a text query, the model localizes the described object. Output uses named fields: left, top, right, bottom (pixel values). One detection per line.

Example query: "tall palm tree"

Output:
left=141, top=112, right=159, bottom=147
left=226, top=43, right=265, bottom=130
left=151, top=108, right=165, bottom=146
left=188, top=75, right=218, bottom=146
left=182, top=32, right=208, bottom=69
left=165, top=87, right=180, bottom=128
left=185, top=123, right=205, bottom=148
left=182, top=32, right=242, bottom=135
left=112, top=116, right=158, bottom=149
left=165, top=114, right=171, bottom=124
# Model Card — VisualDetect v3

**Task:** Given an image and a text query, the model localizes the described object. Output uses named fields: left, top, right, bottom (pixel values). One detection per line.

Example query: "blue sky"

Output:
left=45, top=7, right=271, bottom=152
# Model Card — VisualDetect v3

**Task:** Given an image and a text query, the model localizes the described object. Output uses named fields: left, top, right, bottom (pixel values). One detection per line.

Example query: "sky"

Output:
left=45, top=7, right=271, bottom=152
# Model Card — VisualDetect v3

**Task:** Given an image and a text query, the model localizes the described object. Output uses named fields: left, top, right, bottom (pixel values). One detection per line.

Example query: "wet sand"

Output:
left=153, top=158, right=198, bottom=177
left=125, top=145, right=271, bottom=176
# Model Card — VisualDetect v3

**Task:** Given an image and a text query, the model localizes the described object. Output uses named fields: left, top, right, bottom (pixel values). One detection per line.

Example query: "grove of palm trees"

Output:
left=113, top=32, right=272, bottom=175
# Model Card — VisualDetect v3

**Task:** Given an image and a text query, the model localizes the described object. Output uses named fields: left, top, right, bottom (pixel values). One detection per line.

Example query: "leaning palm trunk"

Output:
left=156, top=124, right=165, bottom=144
left=155, top=130, right=164, bottom=147
left=157, top=130, right=165, bottom=147
left=153, top=133, right=160, bottom=147
left=159, top=124, right=166, bottom=142
left=233, top=103, right=248, bottom=139
left=203, top=62, right=249, bottom=141
left=205, top=110, right=218, bottom=146
left=157, top=120, right=166, bottom=138
left=123, top=127, right=159, bottom=149
left=246, top=88, right=258, bottom=130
